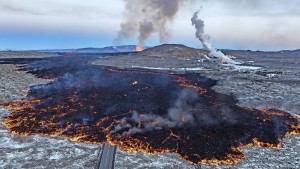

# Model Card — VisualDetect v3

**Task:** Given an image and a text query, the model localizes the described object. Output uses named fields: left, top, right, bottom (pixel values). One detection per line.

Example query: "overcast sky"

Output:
left=1, top=0, right=300, bottom=51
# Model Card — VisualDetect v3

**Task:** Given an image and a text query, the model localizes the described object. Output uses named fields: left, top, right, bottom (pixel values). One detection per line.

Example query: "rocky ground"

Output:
left=0, top=52, right=100, bottom=169
left=0, top=51, right=60, bottom=59
left=1, top=46, right=300, bottom=168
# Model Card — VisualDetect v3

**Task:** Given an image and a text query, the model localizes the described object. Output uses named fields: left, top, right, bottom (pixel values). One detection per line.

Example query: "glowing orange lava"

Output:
left=135, top=45, right=143, bottom=52
left=132, top=80, right=139, bottom=85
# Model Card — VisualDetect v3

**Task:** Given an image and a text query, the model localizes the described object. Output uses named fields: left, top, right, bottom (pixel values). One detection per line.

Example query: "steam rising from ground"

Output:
left=110, top=89, right=197, bottom=137
left=191, top=11, right=240, bottom=64
left=114, top=0, right=185, bottom=49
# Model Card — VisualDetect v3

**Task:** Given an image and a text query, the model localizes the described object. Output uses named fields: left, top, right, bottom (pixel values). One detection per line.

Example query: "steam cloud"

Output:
left=110, top=89, right=198, bottom=137
left=114, top=0, right=186, bottom=48
left=191, top=11, right=240, bottom=64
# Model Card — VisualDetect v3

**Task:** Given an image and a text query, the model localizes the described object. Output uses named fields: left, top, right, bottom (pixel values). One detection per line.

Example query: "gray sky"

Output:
left=1, top=0, right=299, bottom=50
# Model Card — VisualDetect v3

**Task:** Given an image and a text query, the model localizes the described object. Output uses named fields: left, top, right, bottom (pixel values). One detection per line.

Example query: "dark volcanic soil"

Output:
left=0, top=54, right=299, bottom=165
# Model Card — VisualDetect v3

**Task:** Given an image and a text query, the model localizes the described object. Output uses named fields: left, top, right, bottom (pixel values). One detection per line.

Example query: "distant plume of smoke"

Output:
left=109, top=89, right=198, bottom=137
left=114, top=0, right=185, bottom=48
left=191, top=11, right=240, bottom=64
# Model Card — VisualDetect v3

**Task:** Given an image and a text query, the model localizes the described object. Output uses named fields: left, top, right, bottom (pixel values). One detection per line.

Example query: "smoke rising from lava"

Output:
left=1, top=56, right=299, bottom=165
left=110, top=89, right=198, bottom=137
left=191, top=11, right=239, bottom=64
left=114, top=0, right=185, bottom=49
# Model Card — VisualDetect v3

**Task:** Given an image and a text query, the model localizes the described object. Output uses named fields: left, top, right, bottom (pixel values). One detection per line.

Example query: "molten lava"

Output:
left=132, top=80, right=139, bottom=85
left=135, top=45, right=143, bottom=52
left=0, top=55, right=299, bottom=165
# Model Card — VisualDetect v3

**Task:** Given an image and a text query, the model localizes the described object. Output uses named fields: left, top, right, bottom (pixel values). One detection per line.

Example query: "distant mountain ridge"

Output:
left=32, top=45, right=149, bottom=54
left=5, top=45, right=299, bottom=55
left=280, top=49, right=300, bottom=54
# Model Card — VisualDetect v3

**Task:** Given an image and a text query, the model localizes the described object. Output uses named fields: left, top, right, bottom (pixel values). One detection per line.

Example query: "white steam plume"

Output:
left=191, top=11, right=240, bottom=64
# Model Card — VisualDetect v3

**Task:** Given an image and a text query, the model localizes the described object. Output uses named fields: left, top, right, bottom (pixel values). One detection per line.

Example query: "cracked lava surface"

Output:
left=0, top=54, right=299, bottom=165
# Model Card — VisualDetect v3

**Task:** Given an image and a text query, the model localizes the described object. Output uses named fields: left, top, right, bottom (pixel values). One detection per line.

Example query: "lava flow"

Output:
left=0, top=55, right=299, bottom=165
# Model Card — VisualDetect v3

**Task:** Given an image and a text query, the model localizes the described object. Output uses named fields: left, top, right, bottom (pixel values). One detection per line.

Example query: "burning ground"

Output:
left=0, top=53, right=99, bottom=168
left=0, top=54, right=299, bottom=165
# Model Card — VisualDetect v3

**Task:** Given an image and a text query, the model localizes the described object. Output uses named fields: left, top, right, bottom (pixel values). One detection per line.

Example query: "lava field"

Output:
left=0, top=54, right=299, bottom=165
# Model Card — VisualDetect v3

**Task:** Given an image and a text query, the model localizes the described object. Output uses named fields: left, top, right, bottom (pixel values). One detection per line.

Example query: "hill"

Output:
left=140, top=44, right=208, bottom=60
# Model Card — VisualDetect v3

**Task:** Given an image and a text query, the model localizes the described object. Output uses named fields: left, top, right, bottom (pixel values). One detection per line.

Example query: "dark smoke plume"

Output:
left=114, top=0, right=185, bottom=49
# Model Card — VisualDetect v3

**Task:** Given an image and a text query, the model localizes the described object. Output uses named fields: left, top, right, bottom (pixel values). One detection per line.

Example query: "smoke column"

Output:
left=191, top=11, right=239, bottom=64
left=114, top=0, right=185, bottom=50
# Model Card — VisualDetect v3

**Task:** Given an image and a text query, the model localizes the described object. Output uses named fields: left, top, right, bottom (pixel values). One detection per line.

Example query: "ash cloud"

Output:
left=114, top=0, right=186, bottom=48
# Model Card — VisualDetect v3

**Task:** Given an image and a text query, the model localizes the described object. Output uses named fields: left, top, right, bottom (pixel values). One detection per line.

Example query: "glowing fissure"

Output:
left=0, top=55, right=299, bottom=165
left=135, top=45, right=143, bottom=52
